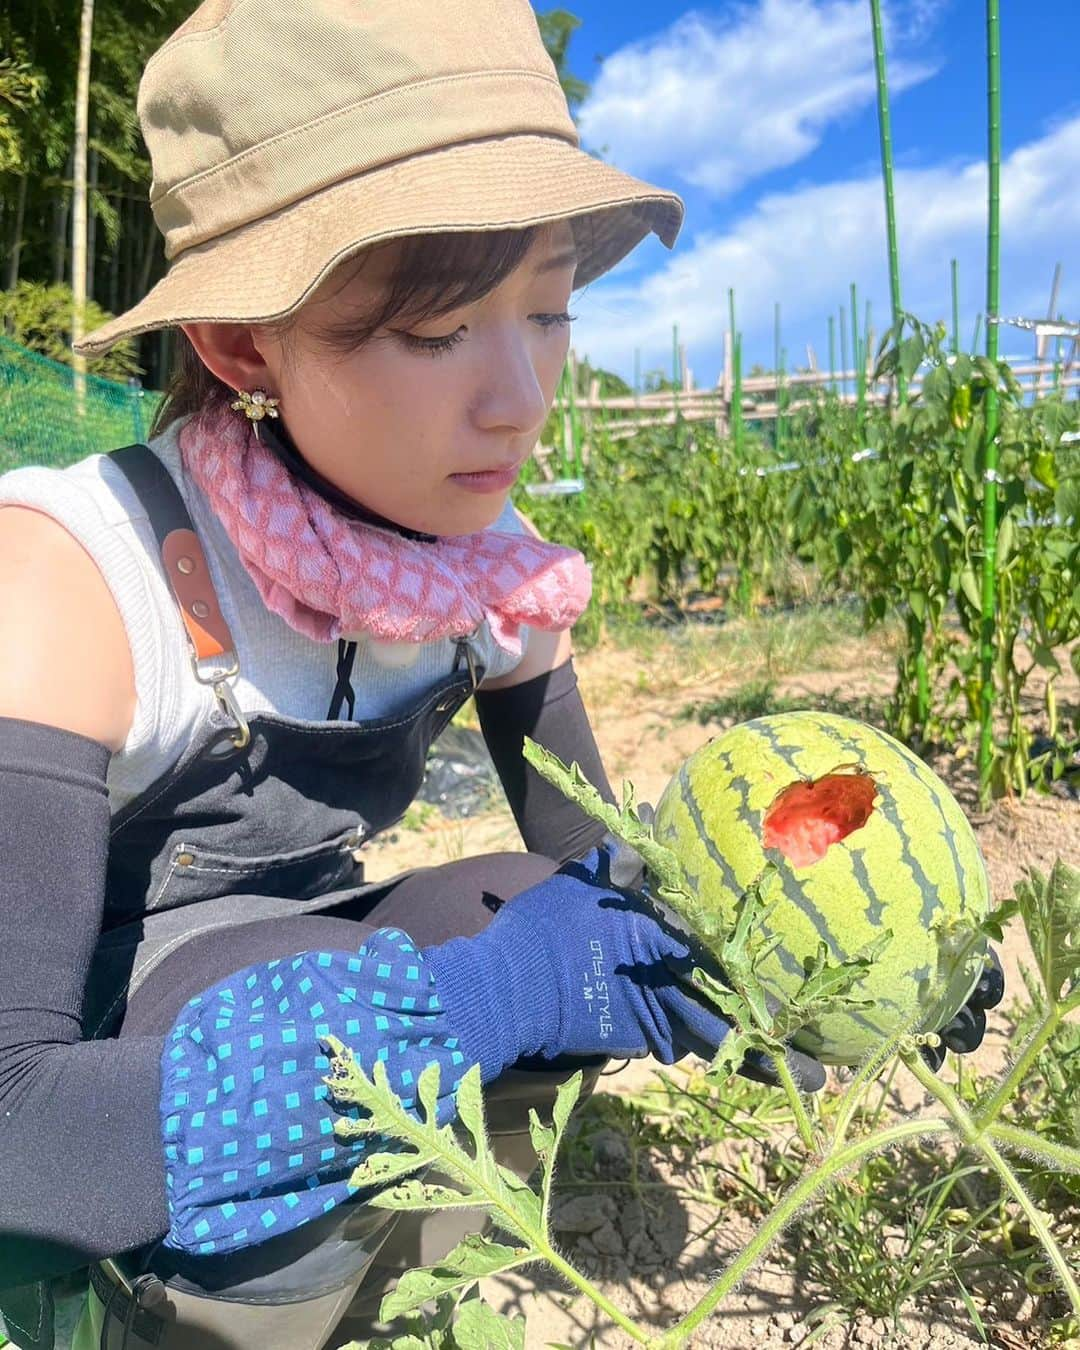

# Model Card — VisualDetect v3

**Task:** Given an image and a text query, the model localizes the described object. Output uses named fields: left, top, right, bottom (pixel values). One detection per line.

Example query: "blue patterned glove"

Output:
left=422, top=847, right=735, bottom=1072
left=159, top=928, right=469, bottom=1257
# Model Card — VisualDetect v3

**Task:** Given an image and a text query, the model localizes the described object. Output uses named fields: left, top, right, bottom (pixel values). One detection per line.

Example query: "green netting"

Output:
left=0, top=333, right=164, bottom=474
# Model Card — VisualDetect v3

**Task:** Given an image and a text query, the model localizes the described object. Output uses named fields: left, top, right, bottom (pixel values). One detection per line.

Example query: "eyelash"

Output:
left=398, top=312, right=577, bottom=358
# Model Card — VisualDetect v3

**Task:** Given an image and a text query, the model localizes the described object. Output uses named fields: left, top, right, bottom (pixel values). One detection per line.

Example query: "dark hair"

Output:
left=148, top=223, right=573, bottom=438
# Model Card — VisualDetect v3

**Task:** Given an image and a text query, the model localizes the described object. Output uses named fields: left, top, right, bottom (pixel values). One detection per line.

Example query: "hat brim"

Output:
left=74, top=135, right=684, bottom=357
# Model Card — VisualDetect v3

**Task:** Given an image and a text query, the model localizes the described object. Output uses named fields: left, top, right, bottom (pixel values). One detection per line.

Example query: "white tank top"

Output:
left=0, top=414, right=529, bottom=810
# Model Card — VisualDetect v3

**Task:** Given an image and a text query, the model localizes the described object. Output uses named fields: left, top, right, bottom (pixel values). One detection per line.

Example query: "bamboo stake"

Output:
left=70, top=0, right=96, bottom=418
left=729, top=288, right=743, bottom=452
left=951, top=258, right=960, bottom=355
left=774, top=302, right=784, bottom=455
left=869, top=0, right=906, bottom=403
left=839, top=306, right=849, bottom=400
left=828, top=314, right=836, bottom=392
left=978, top=0, right=1002, bottom=809
left=672, top=323, right=681, bottom=416
left=851, top=283, right=865, bottom=430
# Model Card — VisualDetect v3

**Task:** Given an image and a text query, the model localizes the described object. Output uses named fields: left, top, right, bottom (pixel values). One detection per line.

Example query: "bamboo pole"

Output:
left=774, top=302, right=784, bottom=455
left=729, top=288, right=743, bottom=452
left=70, top=0, right=96, bottom=417
left=672, top=323, right=680, bottom=415
left=951, top=258, right=960, bottom=355
left=851, top=283, right=866, bottom=430
left=734, top=333, right=743, bottom=448
left=869, top=0, right=906, bottom=402
left=839, top=306, right=849, bottom=400
left=978, top=0, right=1002, bottom=809
left=828, top=315, right=836, bottom=392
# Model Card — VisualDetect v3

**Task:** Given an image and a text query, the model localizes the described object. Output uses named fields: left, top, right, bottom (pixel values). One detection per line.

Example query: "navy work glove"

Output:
left=599, top=809, right=827, bottom=1094
left=422, top=847, right=738, bottom=1077
left=920, top=946, right=1005, bottom=1071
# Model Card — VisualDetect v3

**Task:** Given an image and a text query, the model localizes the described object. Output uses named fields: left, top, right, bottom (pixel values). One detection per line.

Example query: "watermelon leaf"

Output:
left=448, top=1296, right=527, bottom=1349
left=321, top=1042, right=571, bottom=1315
left=1013, top=859, right=1080, bottom=1005
left=771, top=934, right=891, bottom=1043
left=521, top=736, right=733, bottom=956
left=975, top=898, right=1021, bottom=944
left=380, top=1236, right=532, bottom=1322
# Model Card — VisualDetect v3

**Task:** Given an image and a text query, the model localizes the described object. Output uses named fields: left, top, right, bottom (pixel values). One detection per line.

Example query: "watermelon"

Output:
left=653, top=711, right=991, bottom=1065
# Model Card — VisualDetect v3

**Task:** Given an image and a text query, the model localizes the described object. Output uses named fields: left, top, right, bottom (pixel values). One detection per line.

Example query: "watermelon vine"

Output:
left=322, top=745, right=1080, bottom=1349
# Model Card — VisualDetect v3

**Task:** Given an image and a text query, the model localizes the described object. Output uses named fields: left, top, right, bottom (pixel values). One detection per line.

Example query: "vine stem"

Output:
left=649, top=1118, right=952, bottom=1349
left=987, top=1122, right=1080, bottom=1177
left=903, top=1048, right=1080, bottom=1315
left=976, top=1007, right=1060, bottom=1126
left=773, top=1054, right=816, bottom=1149
left=529, top=1231, right=653, bottom=1344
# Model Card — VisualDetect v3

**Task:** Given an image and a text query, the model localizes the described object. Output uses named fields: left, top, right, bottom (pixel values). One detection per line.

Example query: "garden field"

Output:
left=352, top=603, right=1080, bottom=1350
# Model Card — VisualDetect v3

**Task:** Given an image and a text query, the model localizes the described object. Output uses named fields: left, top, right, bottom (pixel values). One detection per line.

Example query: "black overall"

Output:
left=0, top=445, right=602, bottom=1350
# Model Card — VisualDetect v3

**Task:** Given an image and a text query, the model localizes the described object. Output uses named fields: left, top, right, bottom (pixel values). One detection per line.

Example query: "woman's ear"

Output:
left=180, top=322, right=278, bottom=395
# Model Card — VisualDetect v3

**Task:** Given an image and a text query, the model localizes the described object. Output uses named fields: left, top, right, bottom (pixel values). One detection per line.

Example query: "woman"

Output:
left=0, top=2, right=999, bottom=1348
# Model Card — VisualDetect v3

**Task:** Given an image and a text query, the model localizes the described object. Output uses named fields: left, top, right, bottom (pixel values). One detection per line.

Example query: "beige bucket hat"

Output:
left=74, top=0, right=685, bottom=357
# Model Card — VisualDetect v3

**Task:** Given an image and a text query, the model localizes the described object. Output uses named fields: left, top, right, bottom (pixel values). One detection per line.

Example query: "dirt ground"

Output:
left=359, top=620, right=1080, bottom=1350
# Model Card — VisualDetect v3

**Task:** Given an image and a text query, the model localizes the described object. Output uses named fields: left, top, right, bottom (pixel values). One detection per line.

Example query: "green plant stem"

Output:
left=774, top=1054, right=816, bottom=1149
left=903, top=1049, right=1080, bottom=1315
left=976, top=1007, right=1061, bottom=1126
left=987, top=1121, right=1080, bottom=1176
left=533, top=1234, right=653, bottom=1343
left=651, top=1118, right=952, bottom=1349
left=978, top=0, right=1002, bottom=809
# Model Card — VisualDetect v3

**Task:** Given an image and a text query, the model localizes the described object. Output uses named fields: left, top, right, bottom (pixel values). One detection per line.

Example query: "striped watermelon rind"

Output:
left=653, top=711, right=991, bottom=1065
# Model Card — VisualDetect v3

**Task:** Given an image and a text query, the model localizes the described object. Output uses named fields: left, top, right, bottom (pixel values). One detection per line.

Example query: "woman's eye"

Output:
left=398, top=312, right=576, bottom=359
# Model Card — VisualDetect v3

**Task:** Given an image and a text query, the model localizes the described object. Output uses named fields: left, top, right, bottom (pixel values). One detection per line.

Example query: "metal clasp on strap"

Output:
left=452, top=630, right=481, bottom=693
left=193, top=652, right=251, bottom=750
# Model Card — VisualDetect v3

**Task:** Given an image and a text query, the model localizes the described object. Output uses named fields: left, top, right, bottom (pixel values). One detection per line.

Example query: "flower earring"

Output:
left=231, top=388, right=281, bottom=430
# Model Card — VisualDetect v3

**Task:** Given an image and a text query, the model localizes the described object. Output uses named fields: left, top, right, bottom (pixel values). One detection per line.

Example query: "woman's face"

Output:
left=250, top=223, right=578, bottom=537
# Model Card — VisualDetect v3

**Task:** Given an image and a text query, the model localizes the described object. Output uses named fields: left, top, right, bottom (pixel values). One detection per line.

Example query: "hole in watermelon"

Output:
left=762, top=771, right=877, bottom=867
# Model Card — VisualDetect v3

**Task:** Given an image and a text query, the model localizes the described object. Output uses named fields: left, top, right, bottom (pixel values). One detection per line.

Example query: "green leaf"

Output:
left=346, top=1148, right=438, bottom=1190
left=704, top=1028, right=761, bottom=1084
left=454, top=1065, right=489, bottom=1160
left=450, top=1297, right=526, bottom=1349
left=959, top=566, right=982, bottom=613
left=772, top=933, right=893, bottom=1042
left=527, top=1113, right=555, bottom=1172
left=1031, top=644, right=1062, bottom=675
left=978, top=899, right=1021, bottom=944
left=1014, top=860, right=1080, bottom=1004
left=370, top=1179, right=475, bottom=1210
left=380, top=1236, right=532, bottom=1321
left=898, top=333, right=925, bottom=382
left=995, top=514, right=1015, bottom=570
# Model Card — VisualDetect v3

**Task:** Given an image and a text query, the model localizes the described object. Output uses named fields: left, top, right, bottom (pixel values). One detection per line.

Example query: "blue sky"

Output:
left=540, top=0, right=1080, bottom=388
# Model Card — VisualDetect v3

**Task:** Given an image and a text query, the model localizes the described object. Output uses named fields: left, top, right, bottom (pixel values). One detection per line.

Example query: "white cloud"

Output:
left=573, top=115, right=1080, bottom=383
left=578, top=0, right=936, bottom=198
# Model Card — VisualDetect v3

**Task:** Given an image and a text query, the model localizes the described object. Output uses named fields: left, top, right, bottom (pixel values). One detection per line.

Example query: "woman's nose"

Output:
left=471, top=333, right=553, bottom=436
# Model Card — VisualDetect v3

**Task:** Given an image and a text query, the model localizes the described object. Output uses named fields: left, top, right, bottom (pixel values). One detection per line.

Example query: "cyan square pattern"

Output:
left=160, top=927, right=468, bottom=1256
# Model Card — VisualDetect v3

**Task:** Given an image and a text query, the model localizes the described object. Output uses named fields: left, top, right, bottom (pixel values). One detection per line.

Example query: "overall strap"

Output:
left=109, top=444, right=249, bottom=749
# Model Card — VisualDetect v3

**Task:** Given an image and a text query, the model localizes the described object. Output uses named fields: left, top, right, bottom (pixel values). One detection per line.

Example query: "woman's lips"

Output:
left=448, top=460, right=524, bottom=493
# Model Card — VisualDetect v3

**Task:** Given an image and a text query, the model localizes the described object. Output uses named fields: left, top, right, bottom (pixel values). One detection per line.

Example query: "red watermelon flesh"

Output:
left=762, top=772, right=877, bottom=867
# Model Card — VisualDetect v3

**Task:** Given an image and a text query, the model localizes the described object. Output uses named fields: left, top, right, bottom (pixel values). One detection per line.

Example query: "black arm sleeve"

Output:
left=0, top=718, right=168, bottom=1288
left=474, top=657, right=616, bottom=864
